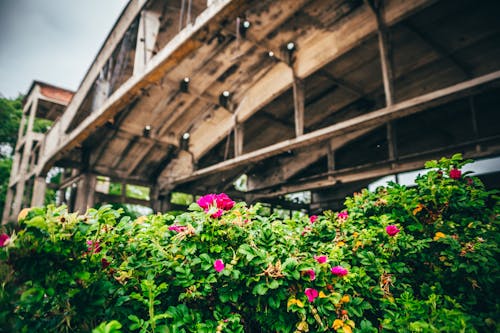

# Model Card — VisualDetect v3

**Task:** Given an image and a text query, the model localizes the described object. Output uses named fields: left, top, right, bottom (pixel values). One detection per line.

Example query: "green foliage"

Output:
left=0, top=95, right=22, bottom=151
left=0, top=155, right=498, bottom=332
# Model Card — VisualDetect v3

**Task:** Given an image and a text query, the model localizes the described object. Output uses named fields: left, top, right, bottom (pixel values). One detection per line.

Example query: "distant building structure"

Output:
left=3, top=0, right=500, bottom=223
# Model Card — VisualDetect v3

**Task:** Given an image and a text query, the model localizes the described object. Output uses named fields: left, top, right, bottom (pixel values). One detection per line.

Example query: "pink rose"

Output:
left=197, top=193, right=235, bottom=218
left=305, top=288, right=319, bottom=302
left=305, top=269, right=316, bottom=281
left=386, top=225, right=400, bottom=236
left=86, top=240, right=101, bottom=254
left=314, top=255, right=328, bottom=264
left=214, top=259, right=225, bottom=272
left=215, top=193, right=235, bottom=210
left=309, top=215, right=318, bottom=224
left=197, top=194, right=217, bottom=210
left=168, top=224, right=187, bottom=232
left=0, top=233, right=10, bottom=247
left=449, top=168, right=461, bottom=180
left=331, top=266, right=348, bottom=277
left=337, top=211, right=348, bottom=220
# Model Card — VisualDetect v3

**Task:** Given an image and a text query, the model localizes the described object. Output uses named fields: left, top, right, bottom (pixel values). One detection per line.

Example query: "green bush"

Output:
left=0, top=154, right=499, bottom=332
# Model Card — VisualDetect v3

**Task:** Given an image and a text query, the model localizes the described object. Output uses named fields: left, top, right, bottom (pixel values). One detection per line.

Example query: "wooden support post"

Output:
left=74, top=173, right=97, bottom=213
left=234, top=120, right=244, bottom=157
left=134, top=9, right=161, bottom=75
left=469, top=96, right=481, bottom=152
left=31, top=176, right=47, bottom=207
left=368, top=0, right=398, bottom=164
left=293, top=76, right=305, bottom=137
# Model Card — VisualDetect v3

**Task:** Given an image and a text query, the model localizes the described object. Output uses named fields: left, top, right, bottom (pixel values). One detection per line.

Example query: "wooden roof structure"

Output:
left=4, top=0, right=500, bottom=221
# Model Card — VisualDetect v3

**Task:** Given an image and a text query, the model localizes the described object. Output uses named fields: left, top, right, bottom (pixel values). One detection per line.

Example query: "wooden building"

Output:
left=3, top=0, right=500, bottom=223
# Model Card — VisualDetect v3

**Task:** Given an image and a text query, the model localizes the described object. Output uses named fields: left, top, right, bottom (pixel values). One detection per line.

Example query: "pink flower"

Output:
left=331, top=266, right=348, bottom=277
left=337, top=211, right=349, bottom=220
left=449, top=168, right=461, bottom=180
left=309, top=215, right=318, bottom=224
left=197, top=193, right=217, bottom=210
left=197, top=193, right=235, bottom=218
left=168, top=224, right=187, bottom=232
left=314, top=255, right=328, bottom=264
left=305, top=288, right=319, bottom=302
left=215, top=193, right=235, bottom=210
left=211, top=209, right=224, bottom=219
left=86, top=240, right=101, bottom=254
left=0, top=233, right=10, bottom=247
left=305, top=269, right=316, bottom=281
left=214, top=259, right=225, bottom=272
left=386, top=225, right=400, bottom=236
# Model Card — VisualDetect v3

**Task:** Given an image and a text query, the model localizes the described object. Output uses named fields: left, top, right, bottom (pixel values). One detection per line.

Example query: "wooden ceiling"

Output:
left=47, top=0, right=500, bottom=203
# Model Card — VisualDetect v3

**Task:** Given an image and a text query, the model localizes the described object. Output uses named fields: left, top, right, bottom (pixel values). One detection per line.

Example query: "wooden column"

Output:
left=133, top=9, right=161, bottom=75
left=74, top=173, right=97, bottom=213
left=234, top=121, right=244, bottom=157
left=31, top=176, right=47, bottom=207
left=293, top=76, right=305, bottom=137
left=368, top=0, right=398, bottom=163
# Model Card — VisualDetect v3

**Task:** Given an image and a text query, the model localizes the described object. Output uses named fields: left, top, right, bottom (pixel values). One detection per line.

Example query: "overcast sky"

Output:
left=0, top=0, right=129, bottom=98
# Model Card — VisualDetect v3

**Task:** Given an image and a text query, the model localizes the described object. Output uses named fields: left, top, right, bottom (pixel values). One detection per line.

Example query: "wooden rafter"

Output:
left=168, top=70, right=500, bottom=185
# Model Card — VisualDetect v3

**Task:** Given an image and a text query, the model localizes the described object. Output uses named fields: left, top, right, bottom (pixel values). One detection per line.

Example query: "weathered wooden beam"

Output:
left=248, top=138, right=500, bottom=200
left=293, top=76, right=305, bottom=137
left=246, top=125, right=378, bottom=191
left=171, top=70, right=500, bottom=185
left=186, top=0, right=434, bottom=163
left=39, top=0, right=247, bottom=175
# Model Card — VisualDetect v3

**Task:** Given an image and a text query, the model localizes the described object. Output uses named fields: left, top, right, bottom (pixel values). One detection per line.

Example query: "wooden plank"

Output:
left=171, top=70, right=500, bottom=184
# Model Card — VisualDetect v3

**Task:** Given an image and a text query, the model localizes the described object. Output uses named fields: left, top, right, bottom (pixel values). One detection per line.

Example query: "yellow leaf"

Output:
left=343, top=325, right=353, bottom=333
left=18, top=208, right=31, bottom=221
left=333, top=319, right=343, bottom=330
left=288, top=298, right=304, bottom=308
left=297, top=321, right=309, bottom=332
left=340, top=295, right=350, bottom=303
left=413, top=204, right=424, bottom=215
left=433, top=232, right=446, bottom=241
left=337, top=241, right=345, bottom=247
left=319, top=291, right=327, bottom=298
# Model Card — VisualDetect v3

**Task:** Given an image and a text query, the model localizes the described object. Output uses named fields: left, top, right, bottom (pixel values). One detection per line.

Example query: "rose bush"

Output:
left=0, top=154, right=498, bottom=332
